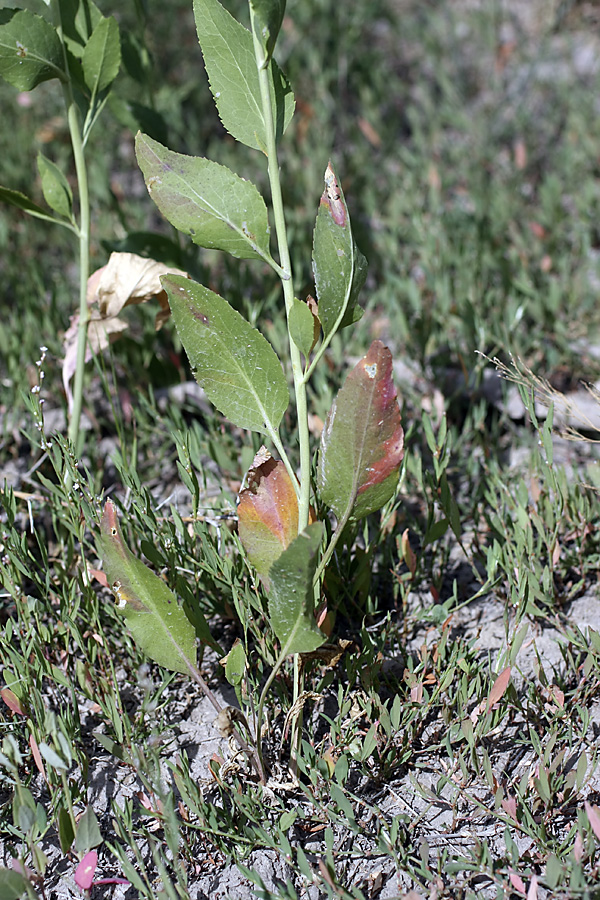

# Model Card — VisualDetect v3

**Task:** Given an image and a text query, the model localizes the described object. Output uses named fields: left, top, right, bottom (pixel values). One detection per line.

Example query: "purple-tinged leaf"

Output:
left=318, top=341, right=404, bottom=521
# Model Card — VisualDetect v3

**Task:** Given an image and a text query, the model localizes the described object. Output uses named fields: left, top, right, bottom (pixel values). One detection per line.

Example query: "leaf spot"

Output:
left=191, top=309, right=209, bottom=325
left=16, top=41, right=27, bottom=58
left=111, top=527, right=117, bottom=536
left=112, top=581, right=128, bottom=609
left=364, top=363, right=377, bottom=379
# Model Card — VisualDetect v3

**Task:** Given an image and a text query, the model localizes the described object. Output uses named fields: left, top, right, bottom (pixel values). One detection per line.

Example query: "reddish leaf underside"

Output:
left=238, top=450, right=300, bottom=586
left=318, top=340, right=404, bottom=521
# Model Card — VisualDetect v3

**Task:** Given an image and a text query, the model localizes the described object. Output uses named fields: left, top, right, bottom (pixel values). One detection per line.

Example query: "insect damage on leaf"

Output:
left=321, top=162, right=346, bottom=227
left=99, top=500, right=198, bottom=675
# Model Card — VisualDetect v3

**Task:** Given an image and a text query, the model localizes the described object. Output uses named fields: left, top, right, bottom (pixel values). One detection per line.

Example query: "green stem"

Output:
left=313, top=499, right=355, bottom=587
left=249, top=7, right=311, bottom=534
left=185, top=656, right=265, bottom=783
left=52, top=0, right=90, bottom=460
left=255, top=642, right=292, bottom=778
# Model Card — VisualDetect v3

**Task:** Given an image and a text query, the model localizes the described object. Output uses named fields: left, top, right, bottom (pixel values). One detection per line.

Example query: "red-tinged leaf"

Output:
left=401, top=528, right=416, bottom=576
left=585, top=801, right=600, bottom=841
left=1, top=688, right=25, bottom=716
left=238, top=449, right=300, bottom=586
left=88, top=567, right=108, bottom=588
left=487, top=666, right=511, bottom=711
left=29, top=734, right=47, bottom=781
left=501, top=794, right=518, bottom=823
left=509, top=870, right=526, bottom=895
left=75, top=850, right=97, bottom=890
left=527, top=874, right=538, bottom=900
left=573, top=830, right=584, bottom=862
left=318, top=341, right=404, bottom=522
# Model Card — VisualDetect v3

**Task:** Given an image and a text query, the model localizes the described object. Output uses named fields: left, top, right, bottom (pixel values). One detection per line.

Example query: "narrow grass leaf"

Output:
left=238, top=451, right=300, bottom=585
left=193, top=0, right=294, bottom=152
left=268, top=522, right=326, bottom=655
left=99, top=501, right=197, bottom=676
left=249, top=0, right=285, bottom=61
left=37, top=152, right=73, bottom=220
left=312, top=162, right=367, bottom=337
left=136, top=133, right=273, bottom=263
left=318, top=341, right=404, bottom=521
left=162, top=275, right=289, bottom=433
left=82, top=16, right=120, bottom=94
left=0, top=10, right=65, bottom=90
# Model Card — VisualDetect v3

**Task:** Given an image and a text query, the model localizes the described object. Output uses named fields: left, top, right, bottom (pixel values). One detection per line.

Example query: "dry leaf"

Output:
left=61, top=252, right=188, bottom=411
left=486, top=666, right=511, bottom=711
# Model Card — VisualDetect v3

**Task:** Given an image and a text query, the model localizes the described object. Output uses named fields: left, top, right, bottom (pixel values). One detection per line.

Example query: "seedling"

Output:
left=98, top=0, right=405, bottom=778
left=0, top=1, right=123, bottom=454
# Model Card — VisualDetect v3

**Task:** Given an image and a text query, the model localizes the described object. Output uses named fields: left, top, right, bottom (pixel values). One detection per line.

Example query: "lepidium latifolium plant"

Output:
left=98, top=0, right=405, bottom=782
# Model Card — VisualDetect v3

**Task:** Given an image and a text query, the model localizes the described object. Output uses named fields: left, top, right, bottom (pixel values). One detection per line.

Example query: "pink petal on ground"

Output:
left=75, top=850, right=98, bottom=890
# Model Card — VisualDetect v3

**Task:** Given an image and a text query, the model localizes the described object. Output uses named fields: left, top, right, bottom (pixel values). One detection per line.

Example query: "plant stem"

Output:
left=313, top=500, right=354, bottom=587
left=52, top=0, right=91, bottom=460
left=185, top=657, right=265, bottom=783
left=249, top=9, right=311, bottom=535
left=255, top=641, right=292, bottom=778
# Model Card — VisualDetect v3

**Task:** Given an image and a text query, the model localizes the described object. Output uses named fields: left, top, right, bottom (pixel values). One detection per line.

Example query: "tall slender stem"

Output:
left=52, top=0, right=91, bottom=459
left=249, top=11, right=311, bottom=534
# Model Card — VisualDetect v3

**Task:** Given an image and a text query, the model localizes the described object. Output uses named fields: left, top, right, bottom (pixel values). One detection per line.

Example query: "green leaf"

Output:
left=162, top=274, right=289, bottom=434
left=58, top=807, right=75, bottom=853
left=0, top=867, right=29, bottom=900
left=37, top=153, right=72, bottom=219
left=135, top=133, right=273, bottom=263
left=318, top=341, right=404, bottom=521
left=312, top=161, right=367, bottom=337
left=238, top=451, right=300, bottom=585
left=268, top=522, right=326, bottom=655
left=82, top=15, right=120, bottom=95
left=249, top=0, right=285, bottom=62
left=0, top=9, right=65, bottom=90
left=224, top=639, right=246, bottom=687
left=74, top=806, right=102, bottom=853
left=0, top=185, right=49, bottom=218
left=37, top=743, right=69, bottom=770
left=193, top=0, right=294, bottom=152
left=288, top=296, right=319, bottom=358
left=99, top=501, right=197, bottom=676
left=59, top=0, right=103, bottom=57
